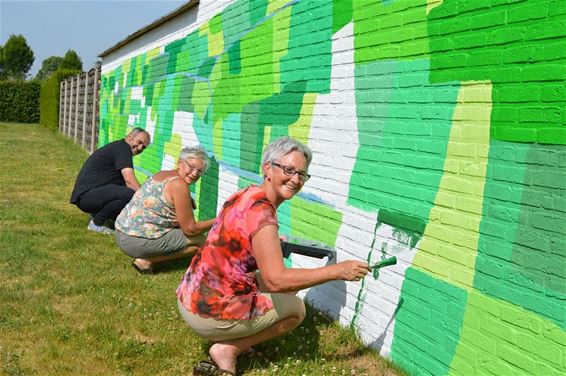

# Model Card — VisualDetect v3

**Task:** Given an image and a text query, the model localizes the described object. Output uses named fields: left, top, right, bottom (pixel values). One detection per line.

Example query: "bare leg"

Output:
left=209, top=316, right=302, bottom=374
left=133, top=245, right=200, bottom=270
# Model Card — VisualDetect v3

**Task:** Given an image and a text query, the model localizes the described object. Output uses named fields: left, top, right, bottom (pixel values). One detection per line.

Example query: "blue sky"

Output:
left=0, top=0, right=186, bottom=77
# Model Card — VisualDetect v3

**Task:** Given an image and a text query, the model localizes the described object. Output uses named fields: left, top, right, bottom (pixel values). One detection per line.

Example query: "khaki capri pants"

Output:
left=178, top=292, right=306, bottom=341
left=115, top=229, right=206, bottom=259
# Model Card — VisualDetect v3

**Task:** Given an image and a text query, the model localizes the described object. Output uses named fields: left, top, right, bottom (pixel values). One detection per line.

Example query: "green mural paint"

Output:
left=450, top=290, right=565, bottom=376
left=176, top=76, right=196, bottom=113
left=222, top=114, right=242, bottom=167
left=197, top=57, right=216, bottom=79
left=390, top=267, right=467, bottom=376
left=258, top=80, right=307, bottom=141
left=240, top=102, right=263, bottom=172
left=428, top=0, right=566, bottom=145
left=475, top=141, right=566, bottom=329
left=209, top=14, right=223, bottom=34
left=378, top=209, right=425, bottom=249
left=351, top=220, right=380, bottom=329
left=289, top=198, right=343, bottom=247
left=198, top=157, right=219, bottom=221
left=222, top=0, right=253, bottom=48
left=333, top=0, right=352, bottom=34
left=227, top=41, right=241, bottom=74
left=248, top=0, right=268, bottom=26
left=353, top=0, right=430, bottom=63
left=280, top=0, right=333, bottom=93
left=348, top=59, right=459, bottom=224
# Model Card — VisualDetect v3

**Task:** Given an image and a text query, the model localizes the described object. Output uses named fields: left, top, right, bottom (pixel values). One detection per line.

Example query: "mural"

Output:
left=99, top=0, right=566, bottom=375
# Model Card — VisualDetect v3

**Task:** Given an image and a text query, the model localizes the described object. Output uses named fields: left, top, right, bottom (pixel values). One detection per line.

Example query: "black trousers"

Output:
left=76, top=184, right=135, bottom=226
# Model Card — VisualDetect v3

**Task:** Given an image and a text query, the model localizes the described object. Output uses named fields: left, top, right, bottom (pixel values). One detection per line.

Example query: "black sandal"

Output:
left=193, top=360, right=236, bottom=376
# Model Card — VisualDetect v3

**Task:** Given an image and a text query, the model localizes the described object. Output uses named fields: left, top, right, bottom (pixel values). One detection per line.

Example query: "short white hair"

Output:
left=178, top=146, right=210, bottom=171
left=261, top=137, right=312, bottom=168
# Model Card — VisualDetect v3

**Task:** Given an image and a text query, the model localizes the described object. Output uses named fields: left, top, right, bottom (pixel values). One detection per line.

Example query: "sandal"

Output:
left=131, top=260, right=155, bottom=275
left=193, top=360, right=236, bottom=376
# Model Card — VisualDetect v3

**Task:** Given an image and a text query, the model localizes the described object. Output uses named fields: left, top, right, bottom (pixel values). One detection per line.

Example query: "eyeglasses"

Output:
left=183, top=160, right=204, bottom=177
left=271, top=162, right=310, bottom=182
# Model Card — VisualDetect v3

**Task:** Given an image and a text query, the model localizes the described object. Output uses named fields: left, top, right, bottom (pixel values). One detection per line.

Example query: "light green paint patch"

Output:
left=413, top=81, right=492, bottom=289
left=237, top=17, right=275, bottom=104
left=288, top=93, right=316, bottom=144
left=450, top=290, right=566, bottom=376
left=272, top=6, right=292, bottom=94
left=349, top=59, right=459, bottom=223
left=353, top=0, right=429, bottom=63
left=192, top=81, right=213, bottom=120
left=390, top=267, right=467, bottom=376
left=134, top=168, right=149, bottom=185
left=164, top=133, right=183, bottom=160
left=267, top=0, right=289, bottom=14
left=289, top=198, right=342, bottom=247
left=210, top=54, right=241, bottom=124
left=212, top=119, right=223, bottom=161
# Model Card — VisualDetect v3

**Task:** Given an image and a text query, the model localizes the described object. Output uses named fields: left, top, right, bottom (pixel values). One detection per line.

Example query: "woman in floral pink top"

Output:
left=177, top=137, right=371, bottom=376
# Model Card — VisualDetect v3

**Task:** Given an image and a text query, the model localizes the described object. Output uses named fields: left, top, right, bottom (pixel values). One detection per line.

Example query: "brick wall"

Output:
left=99, top=0, right=566, bottom=375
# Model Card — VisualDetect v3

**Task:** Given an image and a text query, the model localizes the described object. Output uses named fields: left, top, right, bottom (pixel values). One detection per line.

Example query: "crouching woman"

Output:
left=114, top=146, right=216, bottom=273
left=176, top=137, right=370, bottom=375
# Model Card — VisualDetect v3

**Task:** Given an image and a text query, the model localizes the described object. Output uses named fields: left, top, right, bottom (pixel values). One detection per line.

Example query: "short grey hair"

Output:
left=178, top=146, right=210, bottom=171
left=261, top=137, right=312, bottom=168
left=128, top=127, right=151, bottom=142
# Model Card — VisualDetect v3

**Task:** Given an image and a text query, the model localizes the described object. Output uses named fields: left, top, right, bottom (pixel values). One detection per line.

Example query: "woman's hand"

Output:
left=336, top=260, right=371, bottom=282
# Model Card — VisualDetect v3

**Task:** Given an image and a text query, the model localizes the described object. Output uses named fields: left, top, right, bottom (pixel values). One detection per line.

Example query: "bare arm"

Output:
left=168, top=179, right=215, bottom=236
left=252, top=225, right=371, bottom=293
left=121, top=167, right=141, bottom=191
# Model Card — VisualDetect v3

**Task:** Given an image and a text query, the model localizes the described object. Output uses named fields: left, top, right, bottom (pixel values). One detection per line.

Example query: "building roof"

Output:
left=98, top=0, right=199, bottom=58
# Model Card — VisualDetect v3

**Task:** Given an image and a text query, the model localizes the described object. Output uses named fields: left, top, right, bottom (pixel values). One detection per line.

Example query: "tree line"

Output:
left=0, top=34, right=84, bottom=81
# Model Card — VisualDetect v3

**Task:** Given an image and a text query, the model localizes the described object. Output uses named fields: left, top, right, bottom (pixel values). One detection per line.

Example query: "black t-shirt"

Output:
left=70, top=139, right=133, bottom=204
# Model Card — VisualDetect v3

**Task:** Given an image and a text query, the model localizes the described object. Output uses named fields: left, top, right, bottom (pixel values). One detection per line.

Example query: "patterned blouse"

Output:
left=176, top=185, right=278, bottom=320
left=115, top=176, right=181, bottom=239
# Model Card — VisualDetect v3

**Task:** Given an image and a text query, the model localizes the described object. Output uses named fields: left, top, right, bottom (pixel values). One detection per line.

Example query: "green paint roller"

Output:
left=371, top=256, right=397, bottom=279
left=372, top=256, right=397, bottom=269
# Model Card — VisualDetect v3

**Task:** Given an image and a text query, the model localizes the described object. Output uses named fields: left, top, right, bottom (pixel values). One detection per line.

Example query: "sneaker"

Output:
left=87, top=220, right=114, bottom=235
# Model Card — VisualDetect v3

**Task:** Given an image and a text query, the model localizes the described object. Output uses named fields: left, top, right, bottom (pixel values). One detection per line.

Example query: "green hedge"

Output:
left=0, top=80, right=41, bottom=123
left=39, top=69, right=80, bottom=131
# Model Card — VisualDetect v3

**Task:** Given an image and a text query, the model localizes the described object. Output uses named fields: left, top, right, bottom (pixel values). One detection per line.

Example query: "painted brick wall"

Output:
left=99, top=0, right=566, bottom=375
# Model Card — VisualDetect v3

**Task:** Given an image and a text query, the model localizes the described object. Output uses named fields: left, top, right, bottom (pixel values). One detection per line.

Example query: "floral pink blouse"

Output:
left=176, top=185, right=278, bottom=320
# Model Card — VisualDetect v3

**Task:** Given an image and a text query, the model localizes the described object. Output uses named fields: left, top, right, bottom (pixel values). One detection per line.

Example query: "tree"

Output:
left=36, top=56, right=63, bottom=81
left=0, top=45, right=5, bottom=80
left=60, top=49, right=83, bottom=71
left=3, top=34, right=34, bottom=80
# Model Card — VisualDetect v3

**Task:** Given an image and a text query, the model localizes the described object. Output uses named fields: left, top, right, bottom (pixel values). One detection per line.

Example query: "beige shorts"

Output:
left=177, top=292, right=306, bottom=341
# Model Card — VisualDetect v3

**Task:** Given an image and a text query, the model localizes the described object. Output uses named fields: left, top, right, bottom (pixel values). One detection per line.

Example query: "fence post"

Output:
left=90, top=67, right=99, bottom=154
left=60, top=80, right=66, bottom=133
left=67, top=77, right=73, bottom=138
left=74, top=75, right=80, bottom=143
left=82, top=72, right=89, bottom=148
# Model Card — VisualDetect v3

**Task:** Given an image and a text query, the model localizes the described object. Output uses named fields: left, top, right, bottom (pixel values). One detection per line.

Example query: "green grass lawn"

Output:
left=0, top=122, right=406, bottom=376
